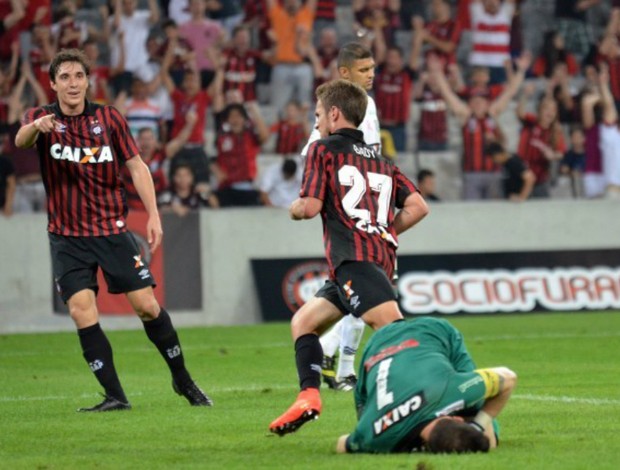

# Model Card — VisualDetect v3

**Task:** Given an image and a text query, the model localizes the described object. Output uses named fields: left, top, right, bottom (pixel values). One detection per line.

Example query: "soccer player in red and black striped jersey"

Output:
left=15, top=49, right=212, bottom=412
left=269, top=79, right=429, bottom=436
left=428, top=52, right=530, bottom=200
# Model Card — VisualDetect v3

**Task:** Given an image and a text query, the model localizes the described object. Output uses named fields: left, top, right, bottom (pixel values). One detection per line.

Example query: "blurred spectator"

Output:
left=179, top=0, right=226, bottom=88
left=223, top=25, right=270, bottom=103
left=311, top=27, right=339, bottom=90
left=122, top=108, right=199, bottom=211
left=168, top=0, right=191, bottom=25
left=115, top=77, right=164, bottom=140
left=51, top=0, right=105, bottom=50
left=0, top=41, right=20, bottom=123
left=207, top=0, right=244, bottom=37
left=271, top=101, right=310, bottom=156
left=468, top=0, right=516, bottom=85
left=416, top=169, right=441, bottom=202
left=0, top=133, right=16, bottom=217
left=516, top=84, right=566, bottom=198
left=429, top=52, right=530, bottom=200
left=560, top=125, right=586, bottom=198
left=211, top=102, right=269, bottom=207
left=267, top=0, right=316, bottom=114
left=0, top=0, right=50, bottom=61
left=373, top=45, right=418, bottom=151
left=0, top=0, right=25, bottom=50
left=531, top=31, right=579, bottom=78
left=5, top=62, right=48, bottom=214
left=458, top=66, right=503, bottom=101
left=84, top=37, right=114, bottom=105
left=242, top=0, right=271, bottom=51
left=353, top=0, right=400, bottom=46
left=486, top=142, right=536, bottom=201
left=108, top=0, right=160, bottom=94
left=412, top=0, right=462, bottom=67
left=314, top=0, right=337, bottom=34
left=158, top=163, right=218, bottom=217
left=414, top=70, right=449, bottom=151
left=598, top=9, right=620, bottom=112
left=258, top=158, right=302, bottom=208
left=160, top=19, right=195, bottom=88
left=581, top=89, right=605, bottom=198
left=554, top=0, right=600, bottom=61
left=595, top=65, right=620, bottom=199
left=161, top=39, right=218, bottom=183
left=545, top=63, right=577, bottom=125
left=29, top=23, right=56, bottom=102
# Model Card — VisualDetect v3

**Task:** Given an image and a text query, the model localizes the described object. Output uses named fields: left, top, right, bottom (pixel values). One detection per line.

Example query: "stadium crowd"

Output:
left=1, top=0, right=620, bottom=218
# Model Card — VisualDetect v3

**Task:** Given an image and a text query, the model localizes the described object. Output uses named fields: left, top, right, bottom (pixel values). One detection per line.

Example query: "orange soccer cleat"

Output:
left=269, top=388, right=322, bottom=436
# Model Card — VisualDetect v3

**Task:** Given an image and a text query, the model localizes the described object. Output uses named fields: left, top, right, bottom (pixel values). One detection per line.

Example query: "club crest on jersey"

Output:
left=90, top=120, right=103, bottom=135
left=49, top=143, right=113, bottom=164
left=373, top=392, right=426, bottom=436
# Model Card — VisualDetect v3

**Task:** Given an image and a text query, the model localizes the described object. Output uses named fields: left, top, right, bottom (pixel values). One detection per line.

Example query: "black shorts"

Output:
left=334, top=261, right=396, bottom=318
left=316, top=262, right=396, bottom=318
left=49, top=232, right=156, bottom=303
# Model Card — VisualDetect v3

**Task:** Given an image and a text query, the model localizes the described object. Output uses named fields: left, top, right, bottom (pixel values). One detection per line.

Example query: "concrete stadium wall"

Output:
left=1, top=200, right=618, bottom=333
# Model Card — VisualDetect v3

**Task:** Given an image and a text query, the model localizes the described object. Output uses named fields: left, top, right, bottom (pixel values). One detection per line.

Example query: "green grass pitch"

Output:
left=1, top=311, right=619, bottom=469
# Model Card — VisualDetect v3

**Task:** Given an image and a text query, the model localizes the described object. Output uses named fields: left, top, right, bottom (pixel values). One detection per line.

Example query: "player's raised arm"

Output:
left=15, top=114, right=57, bottom=149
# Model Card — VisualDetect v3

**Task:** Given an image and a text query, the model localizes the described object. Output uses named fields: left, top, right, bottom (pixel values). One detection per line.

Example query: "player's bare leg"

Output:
left=269, top=297, right=342, bottom=435
left=127, top=287, right=213, bottom=406
left=360, top=300, right=404, bottom=330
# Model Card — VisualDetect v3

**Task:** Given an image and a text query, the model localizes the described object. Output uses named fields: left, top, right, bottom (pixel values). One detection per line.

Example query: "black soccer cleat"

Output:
left=334, top=374, right=357, bottom=392
left=321, top=355, right=338, bottom=390
left=173, top=379, right=213, bottom=406
left=77, top=394, right=131, bottom=412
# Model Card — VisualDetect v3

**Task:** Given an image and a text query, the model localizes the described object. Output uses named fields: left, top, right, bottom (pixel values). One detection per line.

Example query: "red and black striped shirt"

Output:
left=216, top=124, right=260, bottom=188
left=462, top=114, right=502, bottom=172
left=300, top=128, right=418, bottom=280
left=374, top=66, right=415, bottom=125
left=272, top=120, right=307, bottom=155
left=316, top=0, right=336, bottom=20
left=517, top=114, right=566, bottom=183
left=417, top=87, right=448, bottom=144
left=23, top=101, right=139, bottom=236
left=224, top=49, right=260, bottom=102
left=425, top=18, right=462, bottom=65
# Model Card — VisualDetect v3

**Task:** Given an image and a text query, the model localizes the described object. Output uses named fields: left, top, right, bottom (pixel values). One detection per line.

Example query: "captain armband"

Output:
left=474, top=368, right=501, bottom=399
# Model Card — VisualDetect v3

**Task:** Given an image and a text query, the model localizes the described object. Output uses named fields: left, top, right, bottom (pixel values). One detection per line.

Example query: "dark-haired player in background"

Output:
left=269, top=79, right=429, bottom=436
left=336, top=317, right=517, bottom=454
left=15, top=49, right=212, bottom=412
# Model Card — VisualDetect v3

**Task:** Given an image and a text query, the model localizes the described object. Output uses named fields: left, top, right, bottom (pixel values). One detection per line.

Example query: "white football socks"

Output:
left=319, top=318, right=343, bottom=358
left=336, top=315, right=365, bottom=379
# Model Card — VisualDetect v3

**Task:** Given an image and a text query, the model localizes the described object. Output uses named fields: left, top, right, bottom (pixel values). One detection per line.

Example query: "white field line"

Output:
left=1, top=387, right=619, bottom=406
left=2, top=331, right=620, bottom=358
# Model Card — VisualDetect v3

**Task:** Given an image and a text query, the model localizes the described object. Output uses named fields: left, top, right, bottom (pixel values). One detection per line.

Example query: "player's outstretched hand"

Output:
left=33, top=114, right=58, bottom=133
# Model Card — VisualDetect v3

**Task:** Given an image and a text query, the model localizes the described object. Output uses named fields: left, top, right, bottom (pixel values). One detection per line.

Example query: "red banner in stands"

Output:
left=96, top=211, right=165, bottom=315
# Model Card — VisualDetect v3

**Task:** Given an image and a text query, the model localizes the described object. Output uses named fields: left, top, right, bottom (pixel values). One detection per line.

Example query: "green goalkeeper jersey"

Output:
left=346, top=317, right=491, bottom=453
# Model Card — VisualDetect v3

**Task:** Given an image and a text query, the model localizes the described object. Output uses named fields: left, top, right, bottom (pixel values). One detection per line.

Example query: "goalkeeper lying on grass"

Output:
left=336, top=317, right=515, bottom=454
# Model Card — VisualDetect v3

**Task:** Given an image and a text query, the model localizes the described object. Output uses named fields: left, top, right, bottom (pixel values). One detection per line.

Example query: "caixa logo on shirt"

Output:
left=49, top=143, right=113, bottom=164
left=373, top=392, right=426, bottom=436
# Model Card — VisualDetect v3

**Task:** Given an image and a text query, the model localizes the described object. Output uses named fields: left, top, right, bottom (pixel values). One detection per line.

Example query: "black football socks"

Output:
left=295, top=334, right=323, bottom=390
left=78, top=323, right=127, bottom=403
left=142, top=308, right=192, bottom=386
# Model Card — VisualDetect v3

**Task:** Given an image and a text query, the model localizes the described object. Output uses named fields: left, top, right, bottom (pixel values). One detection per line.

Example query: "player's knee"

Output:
left=132, top=296, right=160, bottom=320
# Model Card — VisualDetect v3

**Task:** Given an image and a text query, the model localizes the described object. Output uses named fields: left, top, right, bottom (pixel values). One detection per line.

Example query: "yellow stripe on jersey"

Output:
left=475, top=368, right=501, bottom=399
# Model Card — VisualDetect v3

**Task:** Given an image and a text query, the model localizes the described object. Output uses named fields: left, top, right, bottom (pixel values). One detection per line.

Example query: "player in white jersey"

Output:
left=300, top=42, right=382, bottom=391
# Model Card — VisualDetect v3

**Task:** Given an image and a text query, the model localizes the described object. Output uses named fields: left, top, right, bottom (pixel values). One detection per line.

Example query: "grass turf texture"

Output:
left=1, top=312, right=619, bottom=470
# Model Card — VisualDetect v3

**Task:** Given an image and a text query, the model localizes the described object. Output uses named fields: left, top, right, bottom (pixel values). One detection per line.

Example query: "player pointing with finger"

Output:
left=15, top=49, right=211, bottom=412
